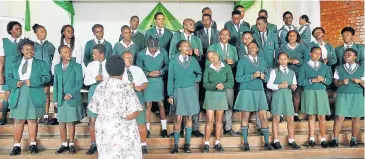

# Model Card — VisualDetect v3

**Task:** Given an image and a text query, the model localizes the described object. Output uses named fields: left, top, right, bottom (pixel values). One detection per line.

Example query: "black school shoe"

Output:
left=242, top=143, right=250, bottom=151
left=69, top=145, right=76, bottom=154
left=9, top=146, right=21, bottom=156
left=214, top=143, right=224, bottom=152
left=86, top=144, right=97, bottom=155
left=161, top=129, right=168, bottom=137
left=264, top=143, right=274, bottom=150
left=350, top=140, right=358, bottom=148
left=55, top=145, right=69, bottom=154
left=271, top=142, right=282, bottom=150
left=321, top=141, right=328, bottom=148
left=184, top=144, right=191, bottom=153
left=192, top=130, right=204, bottom=137
left=288, top=141, right=301, bottom=149
left=142, top=145, right=148, bottom=154
left=294, top=116, right=301, bottom=122
left=307, top=140, right=316, bottom=147
left=170, top=144, right=178, bottom=154
left=30, top=145, right=38, bottom=154
left=202, top=145, right=209, bottom=153
left=328, top=139, right=339, bottom=148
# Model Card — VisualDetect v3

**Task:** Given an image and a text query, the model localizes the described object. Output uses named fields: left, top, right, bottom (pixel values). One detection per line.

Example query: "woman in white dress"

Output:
left=88, top=55, right=143, bottom=159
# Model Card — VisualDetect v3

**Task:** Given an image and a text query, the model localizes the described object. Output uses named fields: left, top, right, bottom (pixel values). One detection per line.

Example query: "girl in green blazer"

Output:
left=7, top=39, right=51, bottom=156
left=298, top=46, right=332, bottom=148
left=32, top=24, right=56, bottom=125
left=310, top=27, right=337, bottom=67
left=53, top=45, right=85, bottom=154
left=298, top=15, right=312, bottom=46
left=202, top=51, right=233, bottom=153
left=329, top=48, right=364, bottom=148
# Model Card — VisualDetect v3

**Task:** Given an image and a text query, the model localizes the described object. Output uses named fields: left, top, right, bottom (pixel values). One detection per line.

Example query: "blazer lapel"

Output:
left=14, top=59, right=22, bottom=80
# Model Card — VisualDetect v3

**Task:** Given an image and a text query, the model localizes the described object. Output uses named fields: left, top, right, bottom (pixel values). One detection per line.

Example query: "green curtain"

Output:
left=138, top=2, right=183, bottom=32
left=25, top=0, right=31, bottom=31
left=234, top=0, right=256, bottom=10
left=53, top=0, right=75, bottom=25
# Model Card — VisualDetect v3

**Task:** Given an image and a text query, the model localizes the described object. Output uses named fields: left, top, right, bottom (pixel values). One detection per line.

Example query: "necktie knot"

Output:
left=283, top=67, right=288, bottom=74
left=348, top=64, right=353, bottom=71
left=98, top=40, right=101, bottom=44
left=40, top=40, right=44, bottom=45
left=158, top=29, right=162, bottom=36
left=14, top=39, right=17, bottom=44
left=183, top=56, right=188, bottom=64
left=127, top=68, right=133, bottom=82
left=253, top=58, right=257, bottom=64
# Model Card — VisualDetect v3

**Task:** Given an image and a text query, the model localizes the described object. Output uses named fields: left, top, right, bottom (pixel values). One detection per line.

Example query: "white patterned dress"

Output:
left=88, top=78, right=143, bottom=159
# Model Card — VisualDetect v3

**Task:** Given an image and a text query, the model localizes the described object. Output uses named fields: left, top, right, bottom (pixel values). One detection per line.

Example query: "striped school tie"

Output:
left=314, top=62, right=318, bottom=69
left=283, top=67, right=288, bottom=74
left=14, top=39, right=17, bottom=44
left=158, top=29, right=162, bottom=36
left=223, top=44, right=228, bottom=60
left=127, top=68, right=133, bottom=82
left=348, top=64, right=353, bottom=72
left=187, top=35, right=190, bottom=43
left=253, top=58, right=257, bottom=64
left=99, top=62, right=102, bottom=74
left=21, top=60, right=28, bottom=75
left=40, top=40, right=44, bottom=45
left=183, top=56, right=188, bottom=64
left=236, top=24, right=240, bottom=32
left=206, top=28, right=210, bottom=45
left=98, top=40, right=101, bottom=44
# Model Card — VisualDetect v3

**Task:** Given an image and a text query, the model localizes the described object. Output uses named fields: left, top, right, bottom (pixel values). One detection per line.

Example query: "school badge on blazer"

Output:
left=269, top=42, right=273, bottom=46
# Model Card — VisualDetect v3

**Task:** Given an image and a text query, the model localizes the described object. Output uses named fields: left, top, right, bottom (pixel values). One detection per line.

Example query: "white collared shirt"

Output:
left=183, top=32, right=192, bottom=42
left=278, top=25, right=295, bottom=39
left=232, top=21, right=240, bottom=32
left=120, top=39, right=134, bottom=48
left=131, top=29, right=137, bottom=35
left=146, top=48, right=161, bottom=58
left=156, top=27, right=165, bottom=35
left=287, top=43, right=299, bottom=50
left=333, top=63, right=364, bottom=80
left=18, top=57, right=33, bottom=80
left=84, top=59, right=109, bottom=86
left=248, top=55, right=258, bottom=62
left=52, top=39, right=85, bottom=75
left=308, top=60, right=320, bottom=68
left=35, top=39, right=46, bottom=45
left=204, top=27, right=212, bottom=45
left=178, top=54, right=189, bottom=63
left=220, top=42, right=228, bottom=53
left=267, top=65, right=297, bottom=90
left=94, top=38, right=105, bottom=44
left=314, top=40, right=328, bottom=59
left=122, top=65, right=148, bottom=86
left=344, top=42, right=354, bottom=49
left=209, top=62, right=225, bottom=71
left=8, top=36, right=21, bottom=44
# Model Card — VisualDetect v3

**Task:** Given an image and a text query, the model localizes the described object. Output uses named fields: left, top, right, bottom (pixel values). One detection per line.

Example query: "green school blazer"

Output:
left=53, top=60, right=83, bottom=107
left=7, top=58, right=51, bottom=108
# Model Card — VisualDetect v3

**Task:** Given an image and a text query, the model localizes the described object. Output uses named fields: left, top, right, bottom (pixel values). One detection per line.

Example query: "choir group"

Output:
left=0, top=5, right=364, bottom=156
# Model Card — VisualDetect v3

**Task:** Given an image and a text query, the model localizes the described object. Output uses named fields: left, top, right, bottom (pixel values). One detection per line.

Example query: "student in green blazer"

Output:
left=234, top=41, right=273, bottom=151
left=253, top=17, right=279, bottom=70
left=277, top=30, right=310, bottom=122
left=310, top=27, right=337, bottom=67
left=195, top=7, right=218, bottom=34
left=196, top=14, right=219, bottom=58
left=31, top=24, right=56, bottom=125
left=251, top=9, right=277, bottom=34
left=238, top=31, right=264, bottom=60
left=298, top=46, right=332, bottom=148
left=145, top=12, right=173, bottom=53
left=119, top=16, right=146, bottom=49
left=335, top=27, right=364, bottom=67
left=84, top=24, right=113, bottom=66
left=7, top=39, right=51, bottom=156
left=168, top=40, right=202, bottom=154
left=298, top=15, right=312, bottom=46
left=224, top=10, right=250, bottom=51
left=202, top=51, right=233, bottom=153
left=207, top=29, right=239, bottom=68
left=169, top=18, right=203, bottom=60
left=267, top=52, right=301, bottom=150
left=328, top=48, right=364, bottom=148
left=278, top=11, right=298, bottom=45
left=113, top=25, right=140, bottom=61
left=136, top=38, right=169, bottom=138
left=0, top=21, right=23, bottom=125
left=227, top=5, right=250, bottom=28
left=54, top=45, right=85, bottom=154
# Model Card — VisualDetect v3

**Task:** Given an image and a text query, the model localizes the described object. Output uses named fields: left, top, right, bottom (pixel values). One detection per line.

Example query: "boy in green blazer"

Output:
left=251, top=9, right=277, bottom=34
left=224, top=10, right=250, bottom=51
left=145, top=12, right=173, bottom=53
left=335, top=27, right=364, bottom=67
left=278, top=11, right=298, bottom=45
left=7, top=39, right=51, bottom=156
left=0, top=21, right=23, bottom=125
left=119, top=16, right=146, bottom=49
left=196, top=14, right=219, bottom=58
left=113, top=25, right=140, bottom=61
left=84, top=24, right=113, bottom=66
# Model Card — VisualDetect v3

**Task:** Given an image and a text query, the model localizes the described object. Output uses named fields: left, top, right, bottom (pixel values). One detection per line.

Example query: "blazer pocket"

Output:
left=8, top=88, right=20, bottom=109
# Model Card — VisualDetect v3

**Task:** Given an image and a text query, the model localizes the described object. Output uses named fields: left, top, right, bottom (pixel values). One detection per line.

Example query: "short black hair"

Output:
left=92, top=24, right=104, bottom=32
left=277, top=52, right=289, bottom=59
left=283, top=11, right=293, bottom=18
left=130, top=16, right=139, bottom=21
left=310, top=46, right=321, bottom=52
left=202, top=14, right=212, bottom=20
left=345, top=48, right=358, bottom=56
left=285, top=30, right=301, bottom=43
left=176, top=40, right=188, bottom=50
left=154, top=12, right=164, bottom=20
left=312, top=27, right=325, bottom=36
left=18, top=38, right=34, bottom=54
left=257, top=16, right=268, bottom=23
left=57, top=45, right=70, bottom=54
left=93, top=44, right=106, bottom=55
left=202, top=7, right=211, bottom=13
left=32, top=23, right=45, bottom=33
left=220, top=28, right=230, bottom=35
left=121, top=25, right=130, bottom=32
left=241, top=31, right=253, bottom=36
left=232, top=10, right=241, bottom=16
left=234, top=5, right=244, bottom=11
left=258, top=9, right=268, bottom=17
left=146, top=37, right=159, bottom=48
left=106, top=55, right=125, bottom=76
left=300, top=15, right=310, bottom=24
left=7, top=21, right=22, bottom=35
left=341, top=27, right=355, bottom=35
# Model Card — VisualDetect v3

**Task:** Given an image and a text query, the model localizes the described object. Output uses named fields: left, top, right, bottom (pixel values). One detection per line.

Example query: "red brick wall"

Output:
left=320, top=0, right=364, bottom=47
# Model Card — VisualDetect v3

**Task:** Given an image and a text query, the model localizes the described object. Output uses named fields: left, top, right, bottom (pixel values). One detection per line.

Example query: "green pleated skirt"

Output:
left=136, top=91, right=146, bottom=124
left=58, top=101, right=86, bottom=122
left=335, top=93, right=364, bottom=117
left=144, top=79, right=165, bottom=102
left=271, top=89, right=295, bottom=116
left=87, top=84, right=98, bottom=118
left=203, top=91, right=228, bottom=110
left=300, top=89, right=330, bottom=115
left=234, top=90, right=268, bottom=112
left=9, top=85, right=44, bottom=120
left=169, top=86, right=200, bottom=116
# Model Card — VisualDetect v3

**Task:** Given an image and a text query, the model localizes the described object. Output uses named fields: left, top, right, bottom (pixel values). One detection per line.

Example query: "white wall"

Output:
left=0, top=0, right=320, bottom=51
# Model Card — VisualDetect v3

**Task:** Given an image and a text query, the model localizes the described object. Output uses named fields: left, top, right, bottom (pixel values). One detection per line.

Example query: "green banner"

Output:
left=234, top=0, right=256, bottom=10
left=25, top=0, right=31, bottom=31
left=138, top=2, right=183, bottom=32
left=53, top=0, right=75, bottom=25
